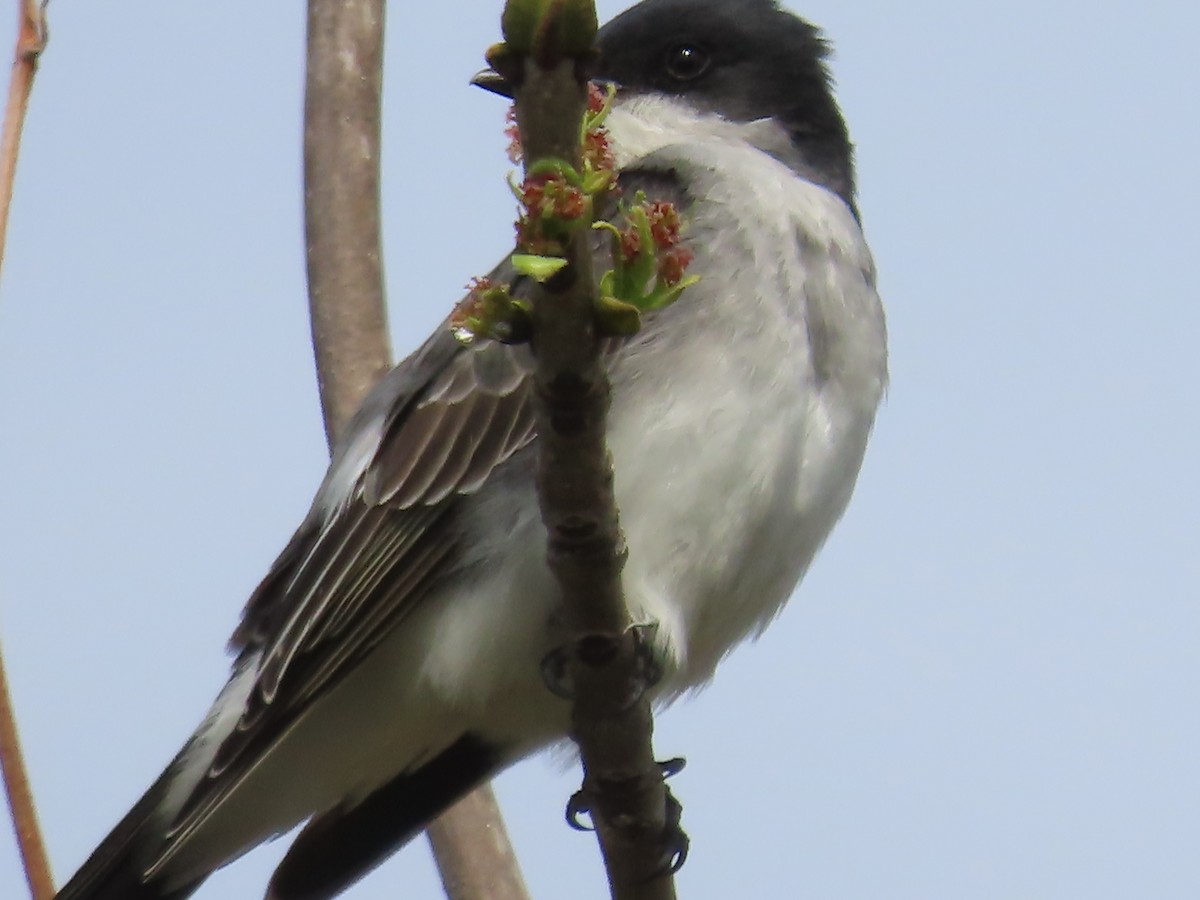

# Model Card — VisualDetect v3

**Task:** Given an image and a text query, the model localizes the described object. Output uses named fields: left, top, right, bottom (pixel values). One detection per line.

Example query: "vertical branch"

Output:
left=516, top=66, right=679, bottom=900
left=425, top=790, right=531, bottom=900
left=303, top=3, right=530, bottom=898
left=0, top=0, right=46, bottom=278
left=1, top=641, right=53, bottom=900
left=501, top=2, right=682, bottom=897
left=304, top=0, right=392, bottom=440
left=0, top=3, right=54, bottom=899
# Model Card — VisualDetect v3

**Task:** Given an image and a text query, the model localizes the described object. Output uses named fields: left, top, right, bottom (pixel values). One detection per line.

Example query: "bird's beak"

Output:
left=470, top=68, right=513, bottom=99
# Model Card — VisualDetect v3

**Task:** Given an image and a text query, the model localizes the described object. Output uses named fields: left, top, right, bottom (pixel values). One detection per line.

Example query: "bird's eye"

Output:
left=664, top=44, right=711, bottom=81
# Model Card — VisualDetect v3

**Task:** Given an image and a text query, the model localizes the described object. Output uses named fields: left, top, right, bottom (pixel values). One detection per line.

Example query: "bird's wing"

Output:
left=157, top=168, right=689, bottom=855
left=231, top=318, right=539, bottom=717
left=159, top=301, right=539, bottom=851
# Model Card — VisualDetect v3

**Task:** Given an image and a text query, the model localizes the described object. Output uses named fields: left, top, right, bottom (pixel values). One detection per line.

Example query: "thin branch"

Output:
left=0, top=0, right=46, bottom=279
left=0, top=2, right=54, bottom=898
left=1, top=638, right=54, bottom=900
left=304, top=0, right=392, bottom=441
left=506, top=5, right=681, bottom=897
left=425, top=789, right=531, bottom=900
left=303, top=3, right=530, bottom=897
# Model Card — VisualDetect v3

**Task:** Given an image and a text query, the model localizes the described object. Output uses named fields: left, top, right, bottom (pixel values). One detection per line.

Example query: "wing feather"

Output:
left=419, top=395, right=500, bottom=506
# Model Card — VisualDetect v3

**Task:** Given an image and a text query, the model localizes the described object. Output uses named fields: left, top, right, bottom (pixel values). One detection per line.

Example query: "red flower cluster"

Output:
left=657, top=246, right=694, bottom=287
left=618, top=224, right=641, bottom=262
left=582, top=83, right=615, bottom=174
left=583, top=128, right=615, bottom=175
left=643, top=202, right=691, bottom=286
left=522, top=173, right=586, bottom=220
left=614, top=198, right=691, bottom=284
left=449, top=278, right=485, bottom=341
left=505, top=82, right=615, bottom=174
left=515, top=172, right=587, bottom=255
left=645, top=201, right=682, bottom=249
left=450, top=276, right=531, bottom=345
left=450, top=277, right=498, bottom=333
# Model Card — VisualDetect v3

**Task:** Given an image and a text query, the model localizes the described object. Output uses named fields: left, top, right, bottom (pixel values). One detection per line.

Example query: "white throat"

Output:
left=606, top=93, right=844, bottom=209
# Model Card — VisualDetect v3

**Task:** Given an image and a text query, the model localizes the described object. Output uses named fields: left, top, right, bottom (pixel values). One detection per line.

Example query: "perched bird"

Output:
left=56, top=0, right=887, bottom=897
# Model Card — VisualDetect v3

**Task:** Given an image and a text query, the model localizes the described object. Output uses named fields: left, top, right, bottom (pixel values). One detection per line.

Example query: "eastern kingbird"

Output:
left=56, top=1, right=887, bottom=897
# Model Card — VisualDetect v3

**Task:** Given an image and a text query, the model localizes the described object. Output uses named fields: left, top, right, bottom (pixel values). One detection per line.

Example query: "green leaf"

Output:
left=512, top=253, right=569, bottom=281
left=643, top=275, right=701, bottom=311
left=502, top=0, right=548, bottom=53
left=527, top=157, right=583, bottom=186
left=528, top=0, right=599, bottom=66
left=595, top=295, right=644, bottom=335
left=559, top=0, right=599, bottom=54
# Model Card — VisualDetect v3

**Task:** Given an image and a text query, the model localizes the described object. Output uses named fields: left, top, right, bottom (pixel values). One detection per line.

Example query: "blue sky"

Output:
left=2, top=1, right=1197, bottom=898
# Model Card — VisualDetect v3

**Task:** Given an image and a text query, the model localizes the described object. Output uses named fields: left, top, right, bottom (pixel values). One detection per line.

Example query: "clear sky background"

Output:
left=1, top=1, right=1197, bottom=898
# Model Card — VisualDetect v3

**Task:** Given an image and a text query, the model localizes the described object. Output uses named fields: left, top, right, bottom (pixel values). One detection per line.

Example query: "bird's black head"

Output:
left=595, top=0, right=856, bottom=211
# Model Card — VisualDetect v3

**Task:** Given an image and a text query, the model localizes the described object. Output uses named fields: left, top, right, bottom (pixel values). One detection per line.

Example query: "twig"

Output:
left=303, top=3, right=529, bottom=897
left=506, top=4, right=681, bottom=897
left=0, top=3, right=55, bottom=897
left=426, top=789, right=531, bottom=900
left=303, top=0, right=391, bottom=440
left=0, top=0, right=46, bottom=279
left=1, top=636, right=54, bottom=900
left=0, top=633, right=54, bottom=900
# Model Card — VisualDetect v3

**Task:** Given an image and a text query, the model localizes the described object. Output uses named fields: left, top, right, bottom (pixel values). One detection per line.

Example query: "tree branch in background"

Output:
left=0, top=4, right=55, bottom=898
left=1, top=639, right=53, bottom=900
left=0, top=0, right=46, bottom=279
left=303, top=3, right=530, bottom=898
left=424, top=789, right=531, bottom=900
left=498, top=0, right=682, bottom=896
left=304, top=0, right=391, bottom=441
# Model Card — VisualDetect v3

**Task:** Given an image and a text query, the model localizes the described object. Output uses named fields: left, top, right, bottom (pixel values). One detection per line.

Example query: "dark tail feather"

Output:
left=267, top=734, right=503, bottom=900
left=54, top=757, right=206, bottom=900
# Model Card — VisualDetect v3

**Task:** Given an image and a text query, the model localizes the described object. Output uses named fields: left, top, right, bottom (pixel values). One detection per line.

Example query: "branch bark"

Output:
left=0, top=639, right=53, bottom=900
left=0, top=3, right=54, bottom=899
left=303, top=3, right=529, bottom=898
left=508, top=11, right=682, bottom=898
left=0, top=0, right=46, bottom=279
left=425, top=790, right=531, bottom=900
left=304, top=0, right=392, bottom=440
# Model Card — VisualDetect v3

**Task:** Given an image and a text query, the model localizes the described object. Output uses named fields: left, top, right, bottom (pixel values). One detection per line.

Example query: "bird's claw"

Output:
left=652, top=785, right=690, bottom=876
left=657, top=756, right=686, bottom=780
left=564, top=759, right=689, bottom=876
left=565, top=788, right=595, bottom=831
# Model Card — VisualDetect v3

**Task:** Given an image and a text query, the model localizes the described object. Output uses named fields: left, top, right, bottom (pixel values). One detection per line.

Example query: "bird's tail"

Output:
left=55, top=733, right=505, bottom=900
left=53, top=753, right=205, bottom=900
left=266, top=734, right=503, bottom=900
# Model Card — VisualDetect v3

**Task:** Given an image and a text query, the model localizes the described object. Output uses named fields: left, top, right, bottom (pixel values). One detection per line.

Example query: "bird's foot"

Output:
left=540, top=621, right=665, bottom=702
left=563, top=756, right=690, bottom=875
left=654, top=781, right=689, bottom=876
left=565, top=787, right=595, bottom=831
